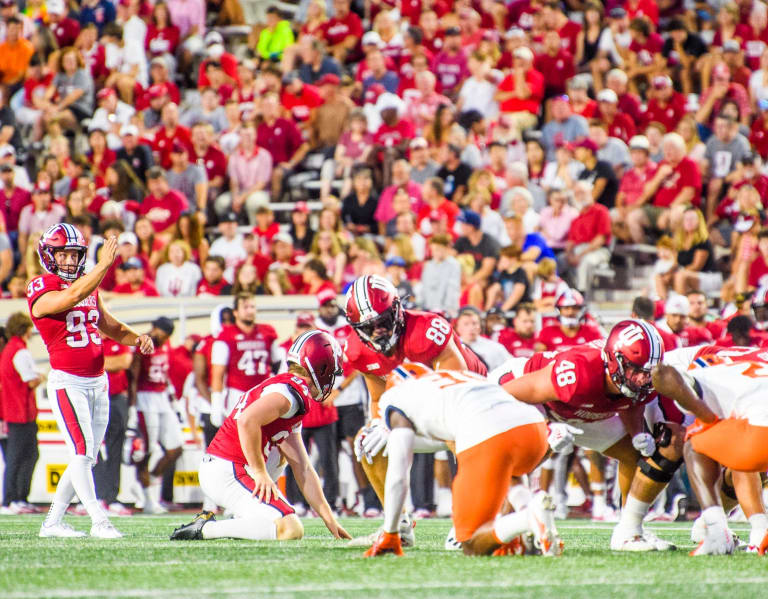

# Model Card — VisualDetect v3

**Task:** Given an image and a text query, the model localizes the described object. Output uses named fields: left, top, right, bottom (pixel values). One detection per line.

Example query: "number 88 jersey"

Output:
left=344, top=309, right=487, bottom=377
left=27, top=273, right=105, bottom=377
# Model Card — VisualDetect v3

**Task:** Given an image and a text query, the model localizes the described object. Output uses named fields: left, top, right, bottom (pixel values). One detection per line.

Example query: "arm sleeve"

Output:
left=12, top=349, right=39, bottom=382
left=210, top=340, right=230, bottom=366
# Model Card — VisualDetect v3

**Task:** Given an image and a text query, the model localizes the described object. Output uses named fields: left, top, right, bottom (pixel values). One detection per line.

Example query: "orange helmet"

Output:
left=384, top=361, right=432, bottom=390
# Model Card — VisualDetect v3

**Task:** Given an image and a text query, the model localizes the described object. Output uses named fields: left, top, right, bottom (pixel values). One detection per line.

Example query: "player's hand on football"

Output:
left=547, top=423, right=583, bottom=454
left=136, top=334, right=154, bottom=355
left=632, top=432, right=656, bottom=458
left=251, top=469, right=279, bottom=504
left=98, top=236, right=118, bottom=267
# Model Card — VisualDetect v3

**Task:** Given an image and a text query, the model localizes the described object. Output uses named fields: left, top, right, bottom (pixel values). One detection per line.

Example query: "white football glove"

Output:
left=126, top=406, right=138, bottom=431
left=209, top=391, right=225, bottom=428
left=547, top=423, right=583, bottom=454
left=632, top=432, right=656, bottom=458
left=361, top=419, right=390, bottom=462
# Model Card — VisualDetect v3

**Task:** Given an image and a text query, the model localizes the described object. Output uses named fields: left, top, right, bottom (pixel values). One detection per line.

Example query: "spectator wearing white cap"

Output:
left=655, top=293, right=690, bottom=349
left=0, top=144, right=30, bottom=191
left=495, top=46, right=543, bottom=139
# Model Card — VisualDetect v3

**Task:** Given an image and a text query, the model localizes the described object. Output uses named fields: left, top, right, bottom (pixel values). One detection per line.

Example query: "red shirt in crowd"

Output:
left=373, top=118, right=416, bottom=148
left=323, top=10, right=363, bottom=47
left=145, top=24, right=180, bottom=56
left=749, top=253, right=768, bottom=288
left=152, top=125, right=194, bottom=169
left=0, top=186, right=31, bottom=232
left=281, top=84, right=323, bottom=123
left=191, top=144, right=228, bottom=184
left=498, top=67, right=544, bottom=115
left=50, top=16, right=80, bottom=48
left=567, top=203, right=612, bottom=245
left=642, top=93, right=686, bottom=131
left=137, top=190, right=189, bottom=233
left=534, top=49, right=575, bottom=95
left=557, top=20, right=582, bottom=56
left=256, top=117, right=303, bottom=165
left=749, top=117, right=768, bottom=159
left=604, top=113, right=636, bottom=144
left=629, top=33, right=664, bottom=66
left=653, top=157, right=702, bottom=208
left=112, top=280, right=160, bottom=296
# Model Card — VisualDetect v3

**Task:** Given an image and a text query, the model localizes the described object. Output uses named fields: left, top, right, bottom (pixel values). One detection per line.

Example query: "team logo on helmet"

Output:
left=604, top=319, right=664, bottom=402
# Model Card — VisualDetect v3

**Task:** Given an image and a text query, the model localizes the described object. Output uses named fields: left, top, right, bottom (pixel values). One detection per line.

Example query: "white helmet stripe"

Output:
left=634, top=319, right=662, bottom=367
left=354, top=275, right=374, bottom=321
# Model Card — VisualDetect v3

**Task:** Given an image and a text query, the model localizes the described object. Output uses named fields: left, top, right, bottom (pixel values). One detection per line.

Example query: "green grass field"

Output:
left=0, top=516, right=766, bottom=599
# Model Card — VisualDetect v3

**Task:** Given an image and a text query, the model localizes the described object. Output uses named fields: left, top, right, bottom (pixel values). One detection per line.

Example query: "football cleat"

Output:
left=528, top=491, right=563, bottom=556
left=690, top=522, right=734, bottom=556
left=399, top=513, right=416, bottom=548
left=39, top=521, right=86, bottom=538
left=170, top=511, right=216, bottom=541
left=610, top=526, right=656, bottom=552
left=444, top=526, right=462, bottom=551
left=642, top=529, right=676, bottom=551
left=363, top=531, right=404, bottom=557
left=90, top=521, right=123, bottom=539
left=758, top=530, right=768, bottom=556
left=691, top=515, right=705, bottom=543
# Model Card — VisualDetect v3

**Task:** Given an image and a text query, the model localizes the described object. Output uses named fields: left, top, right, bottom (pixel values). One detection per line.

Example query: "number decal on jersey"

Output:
left=554, top=360, right=576, bottom=387
left=232, top=392, right=247, bottom=420
left=26, top=277, right=44, bottom=298
left=148, top=363, right=166, bottom=383
left=65, top=310, right=102, bottom=348
left=425, top=318, right=451, bottom=346
left=236, top=350, right=269, bottom=376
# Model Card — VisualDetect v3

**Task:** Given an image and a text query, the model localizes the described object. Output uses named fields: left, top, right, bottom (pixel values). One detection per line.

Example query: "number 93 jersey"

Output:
left=27, top=273, right=105, bottom=377
left=345, top=310, right=486, bottom=377
left=524, top=344, right=651, bottom=422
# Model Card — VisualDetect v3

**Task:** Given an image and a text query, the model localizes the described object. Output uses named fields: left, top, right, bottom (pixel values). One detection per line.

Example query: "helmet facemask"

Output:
left=610, top=352, right=654, bottom=403
left=351, top=299, right=404, bottom=355
left=44, top=246, right=87, bottom=281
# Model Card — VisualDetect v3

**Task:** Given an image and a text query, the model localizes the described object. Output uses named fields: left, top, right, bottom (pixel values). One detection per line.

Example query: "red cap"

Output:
left=569, top=138, right=598, bottom=153
left=97, top=87, right=116, bottom=101
left=296, top=312, right=315, bottom=328
left=295, top=200, right=310, bottom=213
left=148, top=84, right=167, bottom=99
left=317, top=287, right=337, bottom=306
left=364, top=83, right=386, bottom=104
left=316, top=73, right=340, bottom=87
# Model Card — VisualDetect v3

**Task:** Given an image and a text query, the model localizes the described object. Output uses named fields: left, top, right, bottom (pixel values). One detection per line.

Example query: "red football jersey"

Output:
left=212, top=323, right=279, bottom=392
left=103, top=340, right=131, bottom=395
left=524, top=345, right=650, bottom=422
left=207, top=372, right=314, bottom=465
left=497, top=329, right=536, bottom=358
left=26, top=274, right=105, bottom=377
left=344, top=310, right=487, bottom=377
left=535, top=324, right=604, bottom=352
left=678, top=325, right=714, bottom=348
left=137, top=341, right=171, bottom=392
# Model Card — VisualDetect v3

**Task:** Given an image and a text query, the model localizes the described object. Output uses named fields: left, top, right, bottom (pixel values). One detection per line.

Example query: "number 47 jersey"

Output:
left=26, top=273, right=105, bottom=377
left=212, top=323, right=280, bottom=393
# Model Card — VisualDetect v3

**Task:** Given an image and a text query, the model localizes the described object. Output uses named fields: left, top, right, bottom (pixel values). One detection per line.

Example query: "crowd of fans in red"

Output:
left=2, top=0, right=768, bottom=329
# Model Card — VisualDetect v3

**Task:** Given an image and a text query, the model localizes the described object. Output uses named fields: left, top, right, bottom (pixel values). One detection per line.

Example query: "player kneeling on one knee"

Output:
left=170, top=331, right=350, bottom=542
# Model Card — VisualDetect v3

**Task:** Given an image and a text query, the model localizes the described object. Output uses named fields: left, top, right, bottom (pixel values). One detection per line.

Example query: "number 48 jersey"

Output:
left=212, top=323, right=280, bottom=392
left=524, top=343, right=650, bottom=422
left=344, top=309, right=488, bottom=377
left=26, top=273, right=105, bottom=377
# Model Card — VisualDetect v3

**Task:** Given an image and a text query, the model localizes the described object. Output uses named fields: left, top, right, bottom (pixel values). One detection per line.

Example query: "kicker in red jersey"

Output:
left=207, top=372, right=315, bottom=465
left=212, top=323, right=279, bottom=392
left=26, top=273, right=105, bottom=377
left=524, top=346, right=651, bottom=422
left=535, top=323, right=603, bottom=352
left=344, top=310, right=487, bottom=376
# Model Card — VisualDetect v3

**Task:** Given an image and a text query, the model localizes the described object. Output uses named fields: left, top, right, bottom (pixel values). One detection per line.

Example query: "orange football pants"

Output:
left=691, top=418, right=768, bottom=472
left=452, top=422, right=548, bottom=542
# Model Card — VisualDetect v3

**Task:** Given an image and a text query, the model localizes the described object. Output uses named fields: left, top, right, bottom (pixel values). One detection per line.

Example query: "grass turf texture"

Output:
left=0, top=517, right=765, bottom=599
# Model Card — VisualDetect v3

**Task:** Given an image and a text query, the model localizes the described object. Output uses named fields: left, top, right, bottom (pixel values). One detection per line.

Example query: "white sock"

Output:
left=149, top=476, right=162, bottom=504
left=436, top=487, right=452, bottom=517
left=748, top=513, right=768, bottom=546
left=44, top=467, right=76, bottom=526
left=592, top=493, right=607, bottom=518
left=69, top=455, right=108, bottom=525
left=618, top=496, right=650, bottom=536
left=202, top=516, right=278, bottom=540
left=507, top=484, right=533, bottom=512
left=552, top=453, right=569, bottom=504
left=202, top=497, right=217, bottom=512
left=493, top=509, right=530, bottom=543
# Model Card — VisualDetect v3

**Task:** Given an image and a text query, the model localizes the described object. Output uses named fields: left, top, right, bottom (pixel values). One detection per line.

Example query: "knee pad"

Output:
left=637, top=449, right=683, bottom=484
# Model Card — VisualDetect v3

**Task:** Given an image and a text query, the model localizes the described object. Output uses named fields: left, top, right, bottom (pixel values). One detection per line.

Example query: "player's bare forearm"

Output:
left=193, top=354, right=211, bottom=400
left=502, top=365, right=557, bottom=405
left=237, top=417, right=268, bottom=474
left=651, top=365, right=717, bottom=423
left=210, top=364, right=226, bottom=393
left=618, top=403, right=645, bottom=438
left=128, top=352, right=142, bottom=406
left=433, top=338, right=468, bottom=370
left=362, top=372, right=386, bottom=414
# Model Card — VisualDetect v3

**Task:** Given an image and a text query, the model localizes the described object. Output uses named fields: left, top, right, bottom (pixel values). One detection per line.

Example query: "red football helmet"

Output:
left=604, top=319, right=664, bottom=402
left=287, top=330, right=343, bottom=401
left=752, top=285, right=768, bottom=329
left=555, top=288, right=586, bottom=328
left=38, top=223, right=88, bottom=281
left=345, top=275, right=405, bottom=354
